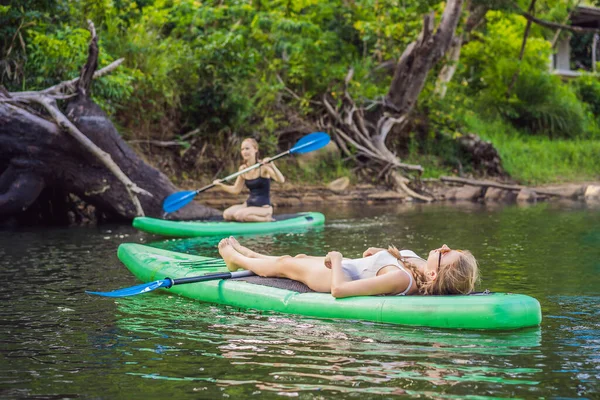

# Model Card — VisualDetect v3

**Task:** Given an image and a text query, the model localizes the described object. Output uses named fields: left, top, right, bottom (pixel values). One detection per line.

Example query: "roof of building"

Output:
left=571, top=5, right=600, bottom=27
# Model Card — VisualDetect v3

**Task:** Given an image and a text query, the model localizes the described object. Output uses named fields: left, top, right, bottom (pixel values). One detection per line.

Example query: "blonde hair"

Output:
left=387, top=246, right=479, bottom=295
left=241, top=138, right=260, bottom=166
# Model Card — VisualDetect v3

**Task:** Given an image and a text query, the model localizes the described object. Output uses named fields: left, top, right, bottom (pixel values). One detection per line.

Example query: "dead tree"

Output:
left=319, top=0, right=466, bottom=202
left=0, top=21, right=218, bottom=224
left=435, top=0, right=489, bottom=98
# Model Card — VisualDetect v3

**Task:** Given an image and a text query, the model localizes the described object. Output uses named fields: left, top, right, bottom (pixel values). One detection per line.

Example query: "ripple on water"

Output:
left=1, top=204, right=599, bottom=398
left=102, top=294, right=546, bottom=398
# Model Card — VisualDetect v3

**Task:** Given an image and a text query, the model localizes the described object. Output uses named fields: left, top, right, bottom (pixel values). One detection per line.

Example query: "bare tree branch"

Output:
left=521, top=10, right=600, bottom=34
left=506, top=0, right=538, bottom=98
left=12, top=58, right=124, bottom=99
left=2, top=22, right=150, bottom=217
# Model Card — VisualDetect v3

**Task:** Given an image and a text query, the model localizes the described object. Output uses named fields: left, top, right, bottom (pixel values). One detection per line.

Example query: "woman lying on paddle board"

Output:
left=212, top=138, right=285, bottom=222
left=218, top=238, right=479, bottom=298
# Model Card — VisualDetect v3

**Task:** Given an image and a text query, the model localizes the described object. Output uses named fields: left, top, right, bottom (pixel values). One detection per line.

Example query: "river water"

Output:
left=1, top=202, right=599, bottom=399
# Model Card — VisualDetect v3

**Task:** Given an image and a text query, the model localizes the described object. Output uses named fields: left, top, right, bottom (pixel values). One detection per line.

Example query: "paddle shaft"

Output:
left=167, top=270, right=255, bottom=287
left=194, top=138, right=319, bottom=194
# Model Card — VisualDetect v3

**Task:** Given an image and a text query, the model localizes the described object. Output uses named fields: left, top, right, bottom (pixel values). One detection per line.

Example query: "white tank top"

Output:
left=341, top=250, right=424, bottom=295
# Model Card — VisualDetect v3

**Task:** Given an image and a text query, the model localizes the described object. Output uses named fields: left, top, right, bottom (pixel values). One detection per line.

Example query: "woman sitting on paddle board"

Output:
left=218, top=238, right=479, bottom=298
left=213, top=138, right=285, bottom=222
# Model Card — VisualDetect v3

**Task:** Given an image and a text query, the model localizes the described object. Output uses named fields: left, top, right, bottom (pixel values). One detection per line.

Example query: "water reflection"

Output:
left=114, top=294, right=543, bottom=398
left=1, top=202, right=599, bottom=398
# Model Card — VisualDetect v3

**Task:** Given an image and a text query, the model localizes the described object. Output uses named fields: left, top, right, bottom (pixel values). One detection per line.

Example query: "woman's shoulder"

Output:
left=260, top=164, right=275, bottom=177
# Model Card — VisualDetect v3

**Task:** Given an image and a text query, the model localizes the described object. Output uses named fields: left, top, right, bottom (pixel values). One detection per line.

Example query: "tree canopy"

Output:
left=1, top=0, right=599, bottom=184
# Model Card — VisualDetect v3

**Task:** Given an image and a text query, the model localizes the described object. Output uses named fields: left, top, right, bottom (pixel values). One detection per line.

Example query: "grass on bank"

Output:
left=278, top=153, right=353, bottom=185
left=464, top=114, right=600, bottom=185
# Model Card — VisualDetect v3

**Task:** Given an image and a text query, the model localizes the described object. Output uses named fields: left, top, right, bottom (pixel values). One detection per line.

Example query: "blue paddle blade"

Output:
left=290, top=132, right=330, bottom=154
left=163, top=190, right=197, bottom=213
left=86, top=279, right=172, bottom=298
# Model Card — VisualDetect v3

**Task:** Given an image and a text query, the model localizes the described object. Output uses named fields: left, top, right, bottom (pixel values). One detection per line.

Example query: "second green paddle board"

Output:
left=133, top=212, right=325, bottom=237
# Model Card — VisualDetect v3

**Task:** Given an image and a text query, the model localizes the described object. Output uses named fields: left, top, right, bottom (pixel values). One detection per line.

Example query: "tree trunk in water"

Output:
left=0, top=21, right=219, bottom=225
left=0, top=98, right=219, bottom=224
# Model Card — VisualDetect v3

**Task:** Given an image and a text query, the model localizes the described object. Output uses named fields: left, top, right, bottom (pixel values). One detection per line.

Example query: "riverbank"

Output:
left=194, top=178, right=600, bottom=209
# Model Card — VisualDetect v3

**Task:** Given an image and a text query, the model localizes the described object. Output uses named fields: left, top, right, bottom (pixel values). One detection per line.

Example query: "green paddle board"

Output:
left=133, top=212, right=325, bottom=237
left=117, top=243, right=542, bottom=330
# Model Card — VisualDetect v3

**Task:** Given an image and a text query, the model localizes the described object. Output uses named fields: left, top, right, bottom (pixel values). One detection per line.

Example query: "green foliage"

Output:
left=5, top=0, right=599, bottom=184
left=570, top=74, right=600, bottom=129
left=279, top=152, right=352, bottom=184
left=0, top=0, right=68, bottom=88
left=26, top=26, right=91, bottom=88
left=481, top=61, right=587, bottom=138
left=458, top=11, right=590, bottom=139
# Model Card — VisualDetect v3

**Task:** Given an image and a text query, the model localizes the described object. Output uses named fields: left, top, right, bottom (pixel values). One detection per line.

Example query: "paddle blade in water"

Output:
left=162, top=190, right=197, bottom=213
left=290, top=132, right=330, bottom=154
left=86, top=279, right=173, bottom=298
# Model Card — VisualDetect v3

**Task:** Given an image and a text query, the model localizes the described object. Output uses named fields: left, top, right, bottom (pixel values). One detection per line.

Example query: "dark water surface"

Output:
left=1, top=202, right=599, bottom=399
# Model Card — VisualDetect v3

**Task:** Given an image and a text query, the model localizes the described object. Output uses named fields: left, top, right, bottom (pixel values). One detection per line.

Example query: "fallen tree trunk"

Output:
left=0, top=21, right=218, bottom=225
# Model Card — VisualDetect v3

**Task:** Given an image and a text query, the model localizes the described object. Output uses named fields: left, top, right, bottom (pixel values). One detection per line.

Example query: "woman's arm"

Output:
left=331, top=269, right=410, bottom=298
left=325, top=251, right=351, bottom=297
left=325, top=251, right=409, bottom=298
left=262, top=158, right=285, bottom=183
left=213, top=171, right=245, bottom=194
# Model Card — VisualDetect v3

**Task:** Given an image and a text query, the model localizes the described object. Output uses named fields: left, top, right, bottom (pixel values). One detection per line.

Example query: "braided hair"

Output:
left=387, top=245, right=479, bottom=295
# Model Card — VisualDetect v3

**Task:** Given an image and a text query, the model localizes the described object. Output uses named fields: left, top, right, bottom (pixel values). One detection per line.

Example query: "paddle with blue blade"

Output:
left=86, top=270, right=256, bottom=298
left=162, top=132, right=330, bottom=213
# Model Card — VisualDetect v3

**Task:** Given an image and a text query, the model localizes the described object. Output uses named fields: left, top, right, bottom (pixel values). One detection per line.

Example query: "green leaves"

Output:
left=454, top=10, right=594, bottom=139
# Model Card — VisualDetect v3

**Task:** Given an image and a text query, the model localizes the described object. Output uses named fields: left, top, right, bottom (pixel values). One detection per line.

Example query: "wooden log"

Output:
left=0, top=21, right=218, bottom=224
left=0, top=99, right=219, bottom=223
left=439, top=176, right=564, bottom=197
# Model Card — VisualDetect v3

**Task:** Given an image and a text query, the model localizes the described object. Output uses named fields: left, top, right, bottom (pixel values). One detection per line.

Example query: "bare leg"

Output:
left=218, top=239, right=332, bottom=292
left=228, top=236, right=269, bottom=258
left=229, top=236, right=327, bottom=262
left=223, top=204, right=246, bottom=221
left=233, top=206, right=274, bottom=222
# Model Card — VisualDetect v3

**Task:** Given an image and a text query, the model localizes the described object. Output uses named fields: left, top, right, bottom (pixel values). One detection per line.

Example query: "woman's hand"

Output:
left=324, top=251, right=343, bottom=269
left=362, top=247, right=384, bottom=257
left=260, top=157, right=272, bottom=165
left=213, top=179, right=223, bottom=186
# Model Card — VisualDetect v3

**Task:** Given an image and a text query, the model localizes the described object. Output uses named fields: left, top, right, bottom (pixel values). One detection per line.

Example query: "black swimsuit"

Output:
left=245, top=175, right=271, bottom=207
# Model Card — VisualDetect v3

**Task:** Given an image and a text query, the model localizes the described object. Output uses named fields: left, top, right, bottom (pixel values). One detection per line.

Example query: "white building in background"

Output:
left=550, top=5, right=600, bottom=78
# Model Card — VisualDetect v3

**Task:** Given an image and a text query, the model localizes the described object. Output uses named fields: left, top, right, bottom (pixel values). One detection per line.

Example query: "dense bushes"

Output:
left=456, top=11, right=597, bottom=139
left=1, top=0, right=599, bottom=184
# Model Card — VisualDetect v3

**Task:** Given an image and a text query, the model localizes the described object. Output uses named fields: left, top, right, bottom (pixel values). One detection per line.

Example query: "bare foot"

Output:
left=218, top=238, right=245, bottom=272
left=229, top=236, right=261, bottom=258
